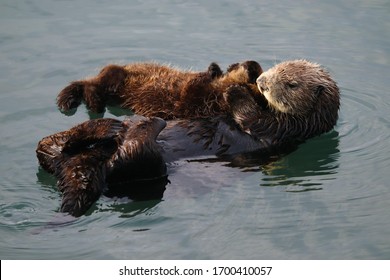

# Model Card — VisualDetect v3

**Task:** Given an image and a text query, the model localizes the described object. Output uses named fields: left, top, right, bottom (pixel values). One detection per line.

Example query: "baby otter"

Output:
left=56, top=60, right=263, bottom=119
left=37, top=116, right=168, bottom=217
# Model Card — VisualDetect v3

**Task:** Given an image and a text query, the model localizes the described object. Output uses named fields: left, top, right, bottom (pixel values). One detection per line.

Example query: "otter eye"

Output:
left=287, top=81, right=298, bottom=89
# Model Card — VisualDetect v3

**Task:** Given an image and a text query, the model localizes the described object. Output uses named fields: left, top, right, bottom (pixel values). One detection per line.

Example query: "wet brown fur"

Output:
left=36, top=117, right=167, bottom=217
left=56, top=61, right=263, bottom=119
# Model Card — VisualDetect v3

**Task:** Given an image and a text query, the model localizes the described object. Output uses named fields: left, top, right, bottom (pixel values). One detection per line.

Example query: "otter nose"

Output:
left=256, top=75, right=268, bottom=93
left=256, top=75, right=266, bottom=86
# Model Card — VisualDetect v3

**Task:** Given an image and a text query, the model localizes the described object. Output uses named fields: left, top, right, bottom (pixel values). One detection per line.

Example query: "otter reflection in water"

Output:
left=37, top=60, right=340, bottom=217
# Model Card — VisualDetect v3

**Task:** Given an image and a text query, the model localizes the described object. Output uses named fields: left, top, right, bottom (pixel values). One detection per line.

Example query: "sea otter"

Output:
left=37, top=116, right=168, bottom=217
left=38, top=60, right=340, bottom=216
left=56, top=60, right=264, bottom=118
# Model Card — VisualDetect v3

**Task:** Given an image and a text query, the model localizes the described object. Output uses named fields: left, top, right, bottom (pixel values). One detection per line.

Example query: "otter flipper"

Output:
left=36, top=130, right=72, bottom=174
left=62, top=118, right=124, bottom=155
left=36, top=119, right=123, bottom=173
left=36, top=119, right=124, bottom=216
left=54, top=150, right=109, bottom=217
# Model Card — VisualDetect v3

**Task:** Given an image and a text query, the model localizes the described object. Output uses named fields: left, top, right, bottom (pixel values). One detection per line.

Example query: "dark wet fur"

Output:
left=36, top=117, right=167, bottom=217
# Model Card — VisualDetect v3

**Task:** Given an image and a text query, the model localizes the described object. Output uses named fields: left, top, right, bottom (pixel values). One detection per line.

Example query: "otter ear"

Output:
left=315, top=85, right=325, bottom=96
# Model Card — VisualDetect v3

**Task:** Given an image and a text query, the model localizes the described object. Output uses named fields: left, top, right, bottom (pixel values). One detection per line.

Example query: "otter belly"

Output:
left=157, top=118, right=267, bottom=162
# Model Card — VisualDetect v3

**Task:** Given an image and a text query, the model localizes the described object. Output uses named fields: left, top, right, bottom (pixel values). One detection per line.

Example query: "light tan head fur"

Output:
left=257, top=60, right=339, bottom=117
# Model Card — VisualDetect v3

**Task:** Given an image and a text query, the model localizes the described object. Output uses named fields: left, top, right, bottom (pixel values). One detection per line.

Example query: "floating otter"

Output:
left=37, top=116, right=168, bottom=217
left=38, top=60, right=340, bottom=216
left=56, top=60, right=264, bottom=118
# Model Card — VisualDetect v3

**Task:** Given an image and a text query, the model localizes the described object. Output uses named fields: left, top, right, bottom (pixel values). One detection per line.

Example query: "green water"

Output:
left=1, top=0, right=389, bottom=259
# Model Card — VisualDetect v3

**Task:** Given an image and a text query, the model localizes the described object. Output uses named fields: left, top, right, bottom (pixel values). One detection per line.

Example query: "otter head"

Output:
left=225, top=60, right=263, bottom=84
left=255, top=60, right=340, bottom=140
left=257, top=60, right=339, bottom=115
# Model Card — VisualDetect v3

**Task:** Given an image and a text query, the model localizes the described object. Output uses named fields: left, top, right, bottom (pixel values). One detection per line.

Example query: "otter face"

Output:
left=257, top=60, right=339, bottom=116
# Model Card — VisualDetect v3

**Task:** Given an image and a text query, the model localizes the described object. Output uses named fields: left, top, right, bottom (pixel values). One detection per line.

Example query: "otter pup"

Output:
left=56, top=60, right=263, bottom=118
left=36, top=116, right=168, bottom=217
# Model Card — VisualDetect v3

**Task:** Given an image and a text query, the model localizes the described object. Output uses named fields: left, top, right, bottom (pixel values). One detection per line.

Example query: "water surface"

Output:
left=1, top=0, right=389, bottom=259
